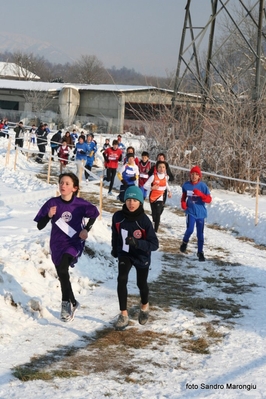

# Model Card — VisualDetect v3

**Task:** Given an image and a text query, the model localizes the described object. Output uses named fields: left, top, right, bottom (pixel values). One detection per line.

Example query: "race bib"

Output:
left=55, top=218, right=77, bottom=237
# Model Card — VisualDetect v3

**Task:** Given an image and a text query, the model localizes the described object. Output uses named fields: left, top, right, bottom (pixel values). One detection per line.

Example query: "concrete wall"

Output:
left=79, top=91, right=121, bottom=118
left=77, top=89, right=173, bottom=133
left=123, top=90, right=172, bottom=104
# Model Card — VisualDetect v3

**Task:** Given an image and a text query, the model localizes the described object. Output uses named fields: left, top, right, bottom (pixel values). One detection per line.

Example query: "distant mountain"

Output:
left=0, top=31, right=74, bottom=65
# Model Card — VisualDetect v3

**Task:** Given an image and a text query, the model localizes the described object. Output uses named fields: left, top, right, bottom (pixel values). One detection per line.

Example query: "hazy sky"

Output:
left=1, top=0, right=217, bottom=76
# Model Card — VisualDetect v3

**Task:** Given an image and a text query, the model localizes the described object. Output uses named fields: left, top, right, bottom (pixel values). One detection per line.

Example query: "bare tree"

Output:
left=23, top=90, right=56, bottom=114
left=67, top=54, right=110, bottom=84
left=6, top=51, right=48, bottom=80
left=124, top=81, right=266, bottom=193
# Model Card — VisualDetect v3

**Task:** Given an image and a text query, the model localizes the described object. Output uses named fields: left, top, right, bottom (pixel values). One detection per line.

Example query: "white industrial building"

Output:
left=0, top=63, right=201, bottom=133
left=0, top=78, right=178, bottom=133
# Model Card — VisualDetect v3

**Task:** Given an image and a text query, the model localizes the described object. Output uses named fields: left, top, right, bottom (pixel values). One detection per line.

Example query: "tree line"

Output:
left=0, top=51, right=174, bottom=89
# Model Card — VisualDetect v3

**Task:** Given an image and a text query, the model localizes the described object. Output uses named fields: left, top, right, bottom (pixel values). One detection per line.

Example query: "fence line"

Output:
left=149, top=161, right=266, bottom=188
left=7, top=132, right=266, bottom=187
left=5, top=142, right=265, bottom=226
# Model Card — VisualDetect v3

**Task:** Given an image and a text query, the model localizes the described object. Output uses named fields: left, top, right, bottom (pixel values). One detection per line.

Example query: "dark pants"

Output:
left=106, top=167, right=117, bottom=192
left=0, top=132, right=9, bottom=138
left=183, top=214, right=205, bottom=253
left=37, top=143, right=46, bottom=159
left=56, top=253, right=76, bottom=304
left=84, top=164, right=92, bottom=180
left=117, top=256, right=149, bottom=311
left=15, top=138, right=23, bottom=148
left=150, top=201, right=164, bottom=232
left=51, top=146, right=59, bottom=159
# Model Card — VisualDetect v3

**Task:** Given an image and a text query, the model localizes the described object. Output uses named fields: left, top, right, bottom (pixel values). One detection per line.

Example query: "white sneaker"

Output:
left=60, top=301, right=72, bottom=322
left=138, top=303, right=149, bottom=325
left=115, top=314, right=129, bottom=330
left=70, top=301, right=80, bottom=320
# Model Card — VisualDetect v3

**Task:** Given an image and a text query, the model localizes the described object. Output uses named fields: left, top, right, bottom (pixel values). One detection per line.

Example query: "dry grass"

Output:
left=13, top=317, right=226, bottom=381
left=207, top=223, right=229, bottom=232
left=13, top=368, right=80, bottom=382
left=253, top=243, right=266, bottom=250
left=12, top=327, right=180, bottom=382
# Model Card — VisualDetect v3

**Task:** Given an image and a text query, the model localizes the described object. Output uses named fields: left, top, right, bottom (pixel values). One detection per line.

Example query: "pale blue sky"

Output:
left=1, top=0, right=222, bottom=76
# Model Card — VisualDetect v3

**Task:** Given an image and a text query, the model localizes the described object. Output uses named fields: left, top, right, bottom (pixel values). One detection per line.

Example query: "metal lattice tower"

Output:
left=172, top=0, right=265, bottom=110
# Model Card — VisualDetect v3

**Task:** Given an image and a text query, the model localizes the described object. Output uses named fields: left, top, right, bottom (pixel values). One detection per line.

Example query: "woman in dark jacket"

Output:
left=111, top=186, right=159, bottom=330
left=14, top=121, right=25, bottom=148
left=62, top=131, right=74, bottom=148
left=50, top=130, right=62, bottom=159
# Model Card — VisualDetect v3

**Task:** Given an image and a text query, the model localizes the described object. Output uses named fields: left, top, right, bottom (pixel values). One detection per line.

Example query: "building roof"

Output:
left=0, top=62, right=40, bottom=80
left=0, top=78, right=172, bottom=94
left=0, top=78, right=201, bottom=101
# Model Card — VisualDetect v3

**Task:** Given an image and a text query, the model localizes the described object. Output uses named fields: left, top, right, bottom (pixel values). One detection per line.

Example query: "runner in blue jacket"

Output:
left=73, top=136, right=90, bottom=176
left=180, top=165, right=212, bottom=261
left=84, top=134, right=97, bottom=181
left=111, top=186, right=158, bottom=330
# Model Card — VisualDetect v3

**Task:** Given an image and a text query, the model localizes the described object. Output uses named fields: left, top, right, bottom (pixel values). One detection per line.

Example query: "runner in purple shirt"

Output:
left=34, top=172, right=99, bottom=322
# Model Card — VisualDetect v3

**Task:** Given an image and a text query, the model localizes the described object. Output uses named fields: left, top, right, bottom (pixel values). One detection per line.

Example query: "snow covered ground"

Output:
left=0, top=134, right=266, bottom=399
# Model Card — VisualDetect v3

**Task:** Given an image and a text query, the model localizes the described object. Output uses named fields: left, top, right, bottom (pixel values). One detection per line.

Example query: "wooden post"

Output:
left=5, top=137, right=11, bottom=166
left=255, top=176, right=259, bottom=226
left=47, top=156, right=52, bottom=184
left=26, top=139, right=30, bottom=161
left=14, top=146, right=19, bottom=170
left=79, top=161, right=83, bottom=181
left=99, top=176, right=103, bottom=220
left=77, top=160, right=84, bottom=197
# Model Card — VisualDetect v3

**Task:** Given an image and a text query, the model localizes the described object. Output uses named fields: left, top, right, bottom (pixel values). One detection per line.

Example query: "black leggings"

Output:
left=84, top=164, right=92, bottom=180
left=56, top=253, right=76, bottom=305
left=117, top=256, right=149, bottom=311
left=150, top=201, right=164, bottom=232
left=106, top=168, right=117, bottom=192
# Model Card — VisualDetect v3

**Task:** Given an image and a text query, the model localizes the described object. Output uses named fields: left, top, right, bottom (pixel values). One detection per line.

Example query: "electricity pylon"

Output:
left=172, top=0, right=265, bottom=112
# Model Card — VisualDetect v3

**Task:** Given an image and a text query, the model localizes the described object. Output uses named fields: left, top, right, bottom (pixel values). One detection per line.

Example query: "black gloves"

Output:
left=111, top=237, right=138, bottom=258
left=129, top=176, right=136, bottom=181
left=125, top=236, right=138, bottom=247
left=121, top=179, right=128, bottom=186
left=111, top=249, right=118, bottom=258
left=80, top=150, right=86, bottom=154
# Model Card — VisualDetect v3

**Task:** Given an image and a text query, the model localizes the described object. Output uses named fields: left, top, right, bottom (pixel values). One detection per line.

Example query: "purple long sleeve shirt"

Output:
left=34, top=195, right=99, bottom=267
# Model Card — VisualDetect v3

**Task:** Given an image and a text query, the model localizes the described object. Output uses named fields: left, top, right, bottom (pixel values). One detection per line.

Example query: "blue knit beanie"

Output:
left=124, top=186, right=144, bottom=204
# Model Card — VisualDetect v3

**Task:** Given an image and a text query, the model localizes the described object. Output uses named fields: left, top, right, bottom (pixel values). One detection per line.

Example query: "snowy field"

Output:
left=0, top=133, right=266, bottom=399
